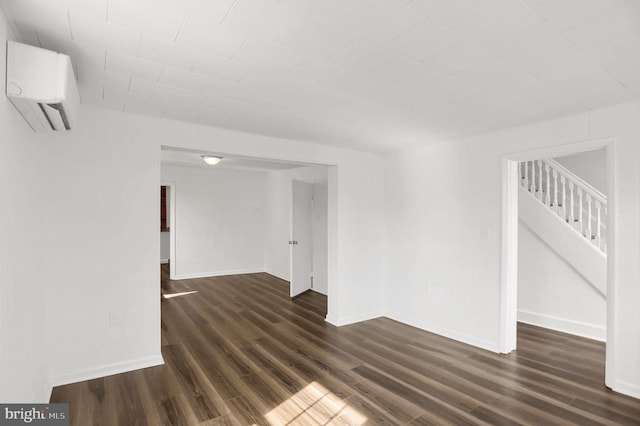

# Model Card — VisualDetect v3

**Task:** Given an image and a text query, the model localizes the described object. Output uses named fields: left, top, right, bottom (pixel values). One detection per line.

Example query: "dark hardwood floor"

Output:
left=50, top=265, right=640, bottom=425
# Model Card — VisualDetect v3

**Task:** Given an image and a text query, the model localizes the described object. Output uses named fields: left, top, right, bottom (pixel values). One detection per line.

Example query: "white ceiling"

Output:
left=1, top=0, right=639, bottom=153
left=161, top=148, right=306, bottom=172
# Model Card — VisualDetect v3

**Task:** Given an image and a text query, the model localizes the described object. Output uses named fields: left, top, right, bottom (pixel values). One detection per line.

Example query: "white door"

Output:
left=290, top=180, right=313, bottom=297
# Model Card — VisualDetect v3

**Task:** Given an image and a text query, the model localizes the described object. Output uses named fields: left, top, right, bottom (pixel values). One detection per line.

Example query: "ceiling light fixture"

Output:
left=202, top=155, right=223, bottom=165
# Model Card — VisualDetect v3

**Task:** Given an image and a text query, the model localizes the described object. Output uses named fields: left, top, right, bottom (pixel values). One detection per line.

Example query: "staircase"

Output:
left=519, top=158, right=607, bottom=255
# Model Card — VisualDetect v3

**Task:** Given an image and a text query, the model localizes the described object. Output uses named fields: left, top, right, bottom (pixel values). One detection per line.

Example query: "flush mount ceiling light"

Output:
left=202, top=155, right=223, bottom=165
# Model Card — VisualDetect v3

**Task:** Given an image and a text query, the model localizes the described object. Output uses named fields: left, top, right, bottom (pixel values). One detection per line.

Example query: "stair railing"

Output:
left=519, top=158, right=607, bottom=254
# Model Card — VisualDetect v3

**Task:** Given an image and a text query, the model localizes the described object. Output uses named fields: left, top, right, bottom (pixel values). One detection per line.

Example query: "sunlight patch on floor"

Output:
left=263, top=381, right=367, bottom=425
left=162, top=290, right=198, bottom=299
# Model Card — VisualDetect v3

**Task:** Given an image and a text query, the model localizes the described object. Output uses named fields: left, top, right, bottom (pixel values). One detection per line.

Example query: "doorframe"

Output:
left=161, top=181, right=176, bottom=280
left=500, top=137, right=615, bottom=378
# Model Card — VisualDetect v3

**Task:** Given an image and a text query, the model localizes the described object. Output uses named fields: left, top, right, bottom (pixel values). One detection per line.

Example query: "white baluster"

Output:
left=586, top=194, right=593, bottom=241
left=537, top=161, right=543, bottom=200
left=577, top=188, right=584, bottom=234
left=525, top=159, right=608, bottom=255
left=552, top=169, right=558, bottom=214
left=568, top=181, right=575, bottom=224
left=560, top=175, right=566, bottom=220
left=596, top=200, right=602, bottom=249
left=545, top=163, right=551, bottom=206
left=531, top=160, right=536, bottom=193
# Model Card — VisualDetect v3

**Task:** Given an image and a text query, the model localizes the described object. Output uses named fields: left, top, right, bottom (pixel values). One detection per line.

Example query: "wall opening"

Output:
left=159, top=146, right=335, bottom=320
left=517, top=149, right=607, bottom=342
left=501, top=138, right=615, bottom=386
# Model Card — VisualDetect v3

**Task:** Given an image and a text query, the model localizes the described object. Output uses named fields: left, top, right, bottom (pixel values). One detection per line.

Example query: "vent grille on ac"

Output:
left=37, top=102, right=71, bottom=131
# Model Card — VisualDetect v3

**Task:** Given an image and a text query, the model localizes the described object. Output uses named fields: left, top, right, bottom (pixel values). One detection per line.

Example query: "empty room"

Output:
left=1, top=0, right=640, bottom=425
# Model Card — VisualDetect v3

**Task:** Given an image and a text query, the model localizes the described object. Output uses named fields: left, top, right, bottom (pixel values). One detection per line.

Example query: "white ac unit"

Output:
left=5, top=41, right=80, bottom=133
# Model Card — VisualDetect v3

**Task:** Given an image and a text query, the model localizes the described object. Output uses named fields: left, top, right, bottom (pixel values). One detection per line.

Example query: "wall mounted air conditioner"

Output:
left=5, top=40, right=80, bottom=133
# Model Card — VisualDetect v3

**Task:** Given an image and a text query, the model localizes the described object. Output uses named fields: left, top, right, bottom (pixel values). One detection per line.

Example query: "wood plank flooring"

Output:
left=50, top=265, right=640, bottom=425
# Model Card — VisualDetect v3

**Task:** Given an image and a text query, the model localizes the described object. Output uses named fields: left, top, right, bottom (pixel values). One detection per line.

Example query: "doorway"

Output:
left=500, top=137, right=614, bottom=385
left=159, top=147, right=336, bottom=319
left=517, top=149, right=607, bottom=342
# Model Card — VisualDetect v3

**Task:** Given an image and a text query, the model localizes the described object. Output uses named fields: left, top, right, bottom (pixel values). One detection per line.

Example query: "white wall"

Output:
left=0, top=9, right=49, bottom=402
left=38, top=104, right=385, bottom=387
left=555, top=148, right=607, bottom=195
left=264, top=166, right=329, bottom=295
left=385, top=140, right=503, bottom=350
left=518, top=223, right=606, bottom=340
left=42, top=112, right=164, bottom=386
left=161, top=165, right=266, bottom=278
left=385, top=101, right=640, bottom=398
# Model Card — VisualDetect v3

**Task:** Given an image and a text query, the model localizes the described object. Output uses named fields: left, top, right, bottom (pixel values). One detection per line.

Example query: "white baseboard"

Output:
left=160, top=259, right=169, bottom=264
left=325, top=311, right=382, bottom=327
left=518, top=310, right=606, bottom=342
left=51, top=354, right=164, bottom=387
left=385, top=313, right=501, bottom=353
left=325, top=314, right=339, bottom=325
left=264, top=269, right=289, bottom=282
left=173, top=268, right=263, bottom=280
left=608, top=379, right=640, bottom=400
